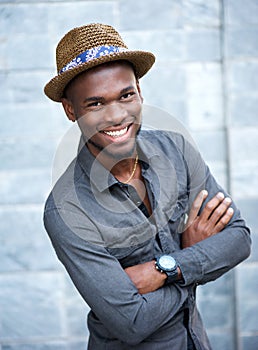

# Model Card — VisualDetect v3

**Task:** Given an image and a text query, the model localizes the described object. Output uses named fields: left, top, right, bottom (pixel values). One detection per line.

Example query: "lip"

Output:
left=99, top=123, right=134, bottom=143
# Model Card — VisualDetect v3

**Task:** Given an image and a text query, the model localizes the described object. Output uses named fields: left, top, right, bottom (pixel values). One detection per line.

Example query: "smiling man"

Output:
left=43, top=24, right=251, bottom=350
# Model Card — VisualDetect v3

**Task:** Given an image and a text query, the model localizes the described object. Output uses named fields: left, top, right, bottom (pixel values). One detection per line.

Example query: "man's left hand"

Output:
left=181, top=190, right=234, bottom=248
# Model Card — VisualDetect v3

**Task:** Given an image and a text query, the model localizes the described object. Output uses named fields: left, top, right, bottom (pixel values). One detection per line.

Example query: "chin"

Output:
left=88, top=139, right=136, bottom=160
left=104, top=142, right=137, bottom=160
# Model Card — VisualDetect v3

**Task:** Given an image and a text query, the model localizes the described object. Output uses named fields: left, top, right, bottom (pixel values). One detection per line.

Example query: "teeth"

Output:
left=103, top=127, right=128, bottom=137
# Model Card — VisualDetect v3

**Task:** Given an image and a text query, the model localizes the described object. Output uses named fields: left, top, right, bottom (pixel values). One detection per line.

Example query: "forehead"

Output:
left=89, top=60, right=136, bottom=76
left=65, top=60, right=136, bottom=96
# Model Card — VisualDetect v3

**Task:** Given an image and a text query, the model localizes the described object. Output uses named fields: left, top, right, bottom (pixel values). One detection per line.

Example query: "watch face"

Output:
left=159, top=255, right=176, bottom=271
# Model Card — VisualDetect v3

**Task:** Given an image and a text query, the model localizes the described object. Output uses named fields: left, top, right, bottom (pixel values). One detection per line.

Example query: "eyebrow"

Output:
left=120, top=85, right=136, bottom=94
left=83, top=96, right=104, bottom=104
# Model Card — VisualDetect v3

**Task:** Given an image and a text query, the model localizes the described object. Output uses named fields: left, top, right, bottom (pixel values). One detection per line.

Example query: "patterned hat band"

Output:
left=59, top=45, right=128, bottom=74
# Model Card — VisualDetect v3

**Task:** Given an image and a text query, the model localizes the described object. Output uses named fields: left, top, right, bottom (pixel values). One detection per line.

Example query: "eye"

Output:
left=121, top=92, right=135, bottom=100
left=87, top=101, right=102, bottom=108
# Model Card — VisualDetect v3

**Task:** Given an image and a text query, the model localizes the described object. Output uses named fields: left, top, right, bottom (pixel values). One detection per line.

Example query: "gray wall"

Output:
left=0, top=0, right=258, bottom=349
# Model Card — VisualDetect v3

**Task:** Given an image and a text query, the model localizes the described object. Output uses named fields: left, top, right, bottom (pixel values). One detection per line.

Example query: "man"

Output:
left=43, top=23, right=251, bottom=349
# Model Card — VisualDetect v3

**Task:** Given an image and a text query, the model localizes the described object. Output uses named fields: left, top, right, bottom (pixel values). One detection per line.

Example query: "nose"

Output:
left=103, top=102, right=128, bottom=125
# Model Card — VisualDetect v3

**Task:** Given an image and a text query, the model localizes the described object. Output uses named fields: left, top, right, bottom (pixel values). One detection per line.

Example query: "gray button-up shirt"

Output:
left=44, top=130, right=251, bottom=350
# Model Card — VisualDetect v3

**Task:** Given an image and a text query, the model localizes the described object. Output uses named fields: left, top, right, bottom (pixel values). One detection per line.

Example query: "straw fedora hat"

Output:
left=44, top=23, right=155, bottom=102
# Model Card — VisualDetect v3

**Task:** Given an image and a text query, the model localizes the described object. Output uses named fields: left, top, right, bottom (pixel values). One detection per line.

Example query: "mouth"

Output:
left=102, top=125, right=129, bottom=138
left=100, top=123, right=133, bottom=141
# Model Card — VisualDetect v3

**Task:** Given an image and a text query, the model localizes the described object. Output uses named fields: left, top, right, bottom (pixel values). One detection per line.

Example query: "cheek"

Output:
left=128, top=100, right=142, bottom=120
left=74, top=106, right=86, bottom=120
left=135, top=104, right=143, bottom=125
left=77, top=115, right=97, bottom=140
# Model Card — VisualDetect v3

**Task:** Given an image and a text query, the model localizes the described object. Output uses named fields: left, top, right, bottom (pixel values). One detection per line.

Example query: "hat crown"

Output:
left=56, top=23, right=128, bottom=73
left=45, top=23, right=155, bottom=102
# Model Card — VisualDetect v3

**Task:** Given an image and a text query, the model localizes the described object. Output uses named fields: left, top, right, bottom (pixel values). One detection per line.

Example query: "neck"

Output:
left=111, top=153, right=138, bottom=183
left=86, top=142, right=139, bottom=183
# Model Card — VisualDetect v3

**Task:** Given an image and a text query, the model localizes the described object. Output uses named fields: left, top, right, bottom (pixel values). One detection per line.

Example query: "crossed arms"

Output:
left=125, top=190, right=235, bottom=294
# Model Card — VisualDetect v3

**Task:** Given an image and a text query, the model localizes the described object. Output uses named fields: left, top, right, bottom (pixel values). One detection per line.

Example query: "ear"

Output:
left=136, top=81, right=144, bottom=103
left=61, top=98, right=76, bottom=122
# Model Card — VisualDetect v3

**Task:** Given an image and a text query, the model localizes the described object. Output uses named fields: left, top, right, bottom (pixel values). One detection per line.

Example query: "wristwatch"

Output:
left=155, top=255, right=179, bottom=283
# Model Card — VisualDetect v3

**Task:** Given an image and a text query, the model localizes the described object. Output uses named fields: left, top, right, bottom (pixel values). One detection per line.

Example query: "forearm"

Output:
left=45, top=210, right=189, bottom=345
left=173, top=222, right=251, bottom=286
left=178, top=151, right=251, bottom=285
left=65, top=251, right=189, bottom=345
left=115, top=283, right=188, bottom=345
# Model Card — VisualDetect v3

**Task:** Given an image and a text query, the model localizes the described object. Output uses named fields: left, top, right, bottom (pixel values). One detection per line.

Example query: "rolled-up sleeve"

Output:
left=44, top=207, right=189, bottom=345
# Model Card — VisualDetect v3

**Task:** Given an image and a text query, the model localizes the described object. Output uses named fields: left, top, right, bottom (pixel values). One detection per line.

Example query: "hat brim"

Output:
left=44, top=50, right=155, bottom=102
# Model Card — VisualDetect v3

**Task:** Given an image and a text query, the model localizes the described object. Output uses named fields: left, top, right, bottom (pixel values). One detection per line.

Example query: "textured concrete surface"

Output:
left=0, top=0, right=257, bottom=349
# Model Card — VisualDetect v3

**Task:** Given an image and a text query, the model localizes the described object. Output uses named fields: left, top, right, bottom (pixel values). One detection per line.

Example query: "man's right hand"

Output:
left=182, top=190, right=234, bottom=248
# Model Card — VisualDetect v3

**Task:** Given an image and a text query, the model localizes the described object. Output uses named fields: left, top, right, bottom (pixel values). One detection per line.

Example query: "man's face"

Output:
left=62, top=61, right=143, bottom=161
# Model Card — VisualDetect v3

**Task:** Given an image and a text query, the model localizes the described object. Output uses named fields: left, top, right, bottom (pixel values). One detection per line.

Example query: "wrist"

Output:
left=155, top=255, right=180, bottom=284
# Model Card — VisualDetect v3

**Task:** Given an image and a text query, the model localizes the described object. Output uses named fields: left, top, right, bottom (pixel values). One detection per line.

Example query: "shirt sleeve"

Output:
left=44, top=206, right=189, bottom=346
left=171, top=135, right=251, bottom=286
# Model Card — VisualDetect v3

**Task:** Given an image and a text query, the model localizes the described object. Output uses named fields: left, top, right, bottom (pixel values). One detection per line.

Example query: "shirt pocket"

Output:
left=163, top=193, right=189, bottom=234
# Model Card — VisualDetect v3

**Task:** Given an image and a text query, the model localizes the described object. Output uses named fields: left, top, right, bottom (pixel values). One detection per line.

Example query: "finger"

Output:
left=200, top=192, right=225, bottom=222
left=214, top=207, right=234, bottom=232
left=187, top=190, right=208, bottom=225
left=208, top=197, right=232, bottom=226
